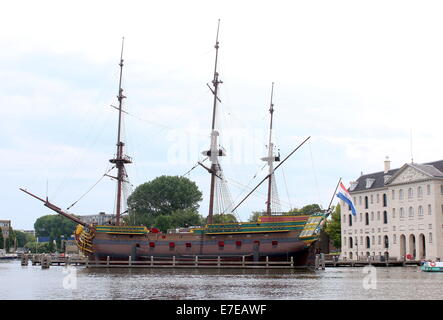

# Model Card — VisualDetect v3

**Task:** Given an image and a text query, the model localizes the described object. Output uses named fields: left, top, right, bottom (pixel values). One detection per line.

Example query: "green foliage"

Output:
left=24, top=241, right=55, bottom=254
left=34, top=215, right=78, bottom=241
left=125, top=175, right=203, bottom=227
left=290, top=204, right=323, bottom=215
left=209, top=213, right=237, bottom=224
left=14, top=230, right=32, bottom=248
left=0, top=229, right=4, bottom=249
left=248, top=211, right=264, bottom=222
left=325, top=204, right=341, bottom=249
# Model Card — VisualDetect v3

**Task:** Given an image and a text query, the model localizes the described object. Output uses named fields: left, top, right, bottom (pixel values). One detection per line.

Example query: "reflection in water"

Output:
left=1, top=260, right=441, bottom=300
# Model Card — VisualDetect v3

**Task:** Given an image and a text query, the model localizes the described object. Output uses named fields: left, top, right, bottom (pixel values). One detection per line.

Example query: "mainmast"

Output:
left=261, top=83, right=280, bottom=215
left=203, top=19, right=225, bottom=224
left=109, top=37, right=132, bottom=226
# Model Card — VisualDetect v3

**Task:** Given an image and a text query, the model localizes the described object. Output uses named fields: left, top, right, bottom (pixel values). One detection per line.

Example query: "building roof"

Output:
left=349, top=160, right=443, bottom=193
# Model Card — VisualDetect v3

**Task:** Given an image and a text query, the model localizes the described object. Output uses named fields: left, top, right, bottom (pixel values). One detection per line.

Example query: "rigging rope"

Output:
left=281, top=165, right=293, bottom=210
left=66, top=165, right=115, bottom=211
left=308, top=139, right=323, bottom=209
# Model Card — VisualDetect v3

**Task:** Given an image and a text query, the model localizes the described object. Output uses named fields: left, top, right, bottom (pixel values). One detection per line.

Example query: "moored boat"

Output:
left=421, top=261, right=443, bottom=272
left=21, top=21, right=329, bottom=267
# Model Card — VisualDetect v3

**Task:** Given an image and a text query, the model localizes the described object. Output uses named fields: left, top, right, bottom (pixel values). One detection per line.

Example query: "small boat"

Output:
left=421, top=261, right=443, bottom=272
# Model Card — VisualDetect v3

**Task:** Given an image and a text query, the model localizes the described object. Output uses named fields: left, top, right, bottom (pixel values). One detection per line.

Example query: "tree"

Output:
left=126, top=176, right=203, bottom=226
left=325, top=204, right=341, bottom=249
left=34, top=215, right=78, bottom=243
left=248, top=211, right=264, bottom=222
left=14, top=230, right=30, bottom=248
left=209, top=214, right=237, bottom=224
left=293, top=204, right=323, bottom=215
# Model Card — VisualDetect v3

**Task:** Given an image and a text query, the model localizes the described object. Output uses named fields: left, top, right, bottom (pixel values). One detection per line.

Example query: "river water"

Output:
left=0, top=259, right=441, bottom=300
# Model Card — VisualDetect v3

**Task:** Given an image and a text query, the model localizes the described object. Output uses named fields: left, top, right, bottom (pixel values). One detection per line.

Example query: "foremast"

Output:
left=202, top=20, right=226, bottom=224
left=261, top=83, right=280, bottom=215
left=109, top=37, right=132, bottom=226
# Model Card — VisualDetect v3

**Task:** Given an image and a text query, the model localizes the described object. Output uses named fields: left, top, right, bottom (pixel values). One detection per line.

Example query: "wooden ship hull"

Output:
left=75, top=214, right=324, bottom=266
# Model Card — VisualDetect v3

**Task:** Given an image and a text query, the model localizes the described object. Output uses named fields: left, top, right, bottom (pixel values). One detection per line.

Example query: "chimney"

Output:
left=384, top=156, right=390, bottom=173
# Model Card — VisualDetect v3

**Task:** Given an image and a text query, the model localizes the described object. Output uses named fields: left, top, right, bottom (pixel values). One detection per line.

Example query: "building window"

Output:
left=399, top=189, right=404, bottom=200
left=376, top=194, right=380, bottom=203
left=400, top=207, right=404, bottom=219
left=429, top=233, right=433, bottom=244
left=441, top=185, right=443, bottom=194
left=360, top=236, right=363, bottom=245
left=365, top=196, right=369, bottom=209
left=392, top=190, right=395, bottom=200
left=349, top=214, right=352, bottom=227
left=370, top=195, right=374, bottom=204
left=359, top=196, right=362, bottom=206
left=349, top=237, right=353, bottom=248
left=343, top=214, right=346, bottom=223
left=353, top=197, right=357, bottom=205
left=384, top=235, right=389, bottom=249
left=427, top=184, right=431, bottom=195
left=392, top=208, right=396, bottom=218
left=344, top=237, right=347, bottom=246
left=383, top=211, right=388, bottom=224
left=428, top=204, right=432, bottom=215
left=372, top=235, right=375, bottom=244
left=377, top=211, right=380, bottom=221
left=418, top=205, right=423, bottom=217
left=371, top=212, right=374, bottom=221
left=393, top=234, right=397, bottom=244
left=408, top=207, right=414, bottom=218
left=408, top=188, right=413, bottom=199
left=359, top=212, right=362, bottom=222
left=366, top=236, right=370, bottom=249
left=418, top=186, right=423, bottom=198
left=383, top=194, right=387, bottom=207
left=428, top=224, right=432, bottom=230
left=365, top=212, right=369, bottom=225
left=378, top=235, right=381, bottom=245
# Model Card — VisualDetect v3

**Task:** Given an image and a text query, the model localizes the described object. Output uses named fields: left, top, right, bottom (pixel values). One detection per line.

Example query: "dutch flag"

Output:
left=336, top=182, right=357, bottom=215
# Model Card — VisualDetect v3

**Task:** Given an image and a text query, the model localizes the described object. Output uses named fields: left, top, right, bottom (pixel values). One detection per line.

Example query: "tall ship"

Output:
left=21, top=22, right=330, bottom=267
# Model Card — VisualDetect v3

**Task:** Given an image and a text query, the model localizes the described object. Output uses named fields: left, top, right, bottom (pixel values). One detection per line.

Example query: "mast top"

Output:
left=269, top=82, right=275, bottom=114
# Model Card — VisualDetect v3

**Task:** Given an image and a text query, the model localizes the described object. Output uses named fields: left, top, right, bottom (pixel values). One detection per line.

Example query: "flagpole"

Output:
left=325, top=177, right=342, bottom=219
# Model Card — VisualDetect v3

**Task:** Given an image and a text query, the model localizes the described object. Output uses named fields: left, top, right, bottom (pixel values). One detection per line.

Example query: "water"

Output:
left=0, top=260, right=441, bottom=300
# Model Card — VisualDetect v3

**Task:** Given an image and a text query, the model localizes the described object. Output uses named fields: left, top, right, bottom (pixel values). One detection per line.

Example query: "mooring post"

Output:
left=107, top=256, right=110, bottom=266
left=150, top=256, right=154, bottom=267
left=173, top=256, right=176, bottom=267
left=315, top=254, right=320, bottom=270
left=195, top=256, right=198, bottom=267
left=21, top=254, right=29, bottom=266
left=290, top=256, right=294, bottom=268
left=320, top=253, right=325, bottom=270
left=242, top=255, right=245, bottom=267
left=128, top=255, right=132, bottom=266
left=266, top=256, right=269, bottom=267
left=217, top=256, right=220, bottom=267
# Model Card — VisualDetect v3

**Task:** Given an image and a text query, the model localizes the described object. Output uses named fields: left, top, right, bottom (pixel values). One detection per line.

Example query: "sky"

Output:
left=2, top=0, right=443, bottom=230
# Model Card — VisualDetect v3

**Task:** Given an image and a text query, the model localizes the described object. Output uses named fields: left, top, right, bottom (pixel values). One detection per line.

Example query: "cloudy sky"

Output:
left=2, top=0, right=443, bottom=230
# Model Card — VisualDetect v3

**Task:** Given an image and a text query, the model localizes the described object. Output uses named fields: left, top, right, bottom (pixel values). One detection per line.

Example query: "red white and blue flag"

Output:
left=336, top=182, right=356, bottom=215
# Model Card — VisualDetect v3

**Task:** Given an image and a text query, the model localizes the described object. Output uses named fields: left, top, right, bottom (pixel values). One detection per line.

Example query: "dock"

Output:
left=23, top=253, right=423, bottom=269
left=322, top=254, right=422, bottom=267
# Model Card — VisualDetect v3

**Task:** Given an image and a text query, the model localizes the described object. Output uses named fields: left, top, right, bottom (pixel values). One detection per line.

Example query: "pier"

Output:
left=23, top=253, right=423, bottom=269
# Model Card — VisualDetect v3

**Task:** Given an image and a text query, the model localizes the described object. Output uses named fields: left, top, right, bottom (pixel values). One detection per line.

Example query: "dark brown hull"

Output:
left=84, top=230, right=316, bottom=266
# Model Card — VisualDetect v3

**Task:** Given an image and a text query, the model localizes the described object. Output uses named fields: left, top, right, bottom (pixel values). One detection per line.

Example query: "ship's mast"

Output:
left=110, top=37, right=132, bottom=226
left=204, top=20, right=224, bottom=224
left=262, top=83, right=280, bottom=215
